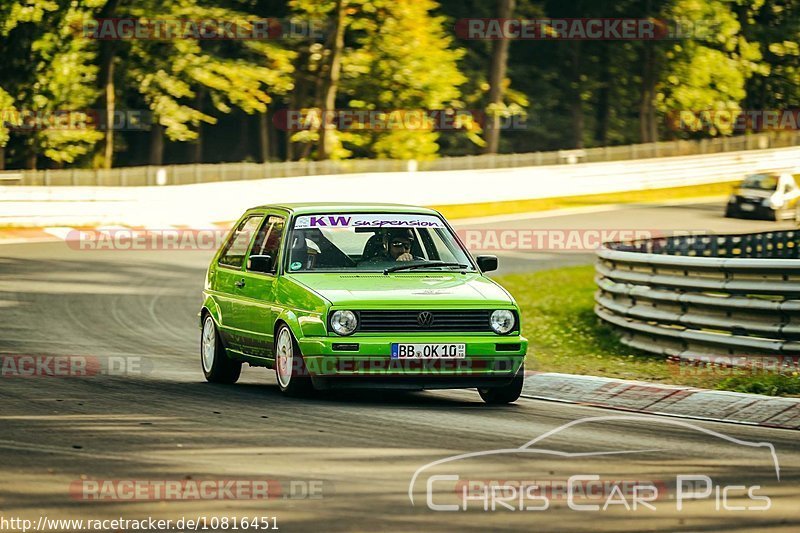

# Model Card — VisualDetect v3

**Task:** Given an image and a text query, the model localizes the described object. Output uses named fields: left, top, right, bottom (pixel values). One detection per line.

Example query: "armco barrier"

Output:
left=595, top=230, right=800, bottom=362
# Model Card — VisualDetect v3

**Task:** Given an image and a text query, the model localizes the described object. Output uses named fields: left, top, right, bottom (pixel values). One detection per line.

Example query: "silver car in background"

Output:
left=725, top=171, right=800, bottom=221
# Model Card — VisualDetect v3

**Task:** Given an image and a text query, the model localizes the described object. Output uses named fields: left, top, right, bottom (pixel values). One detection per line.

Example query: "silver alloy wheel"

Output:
left=202, top=316, right=216, bottom=373
left=276, top=326, right=293, bottom=388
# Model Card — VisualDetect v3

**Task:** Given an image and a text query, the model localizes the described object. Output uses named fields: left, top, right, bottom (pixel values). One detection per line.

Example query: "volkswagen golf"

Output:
left=199, top=203, right=528, bottom=404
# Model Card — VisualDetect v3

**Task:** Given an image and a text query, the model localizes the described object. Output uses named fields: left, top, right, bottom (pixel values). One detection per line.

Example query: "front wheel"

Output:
left=478, top=364, right=524, bottom=404
left=274, top=324, right=313, bottom=396
left=201, top=315, right=242, bottom=384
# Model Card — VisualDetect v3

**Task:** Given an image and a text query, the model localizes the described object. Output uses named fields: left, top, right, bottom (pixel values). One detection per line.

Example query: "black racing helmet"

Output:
left=384, top=228, right=415, bottom=242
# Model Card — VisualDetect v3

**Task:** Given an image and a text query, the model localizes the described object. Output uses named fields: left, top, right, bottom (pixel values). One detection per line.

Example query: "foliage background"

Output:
left=0, top=0, right=797, bottom=170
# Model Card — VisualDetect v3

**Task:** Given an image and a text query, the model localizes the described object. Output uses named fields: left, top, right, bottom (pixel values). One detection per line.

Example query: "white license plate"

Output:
left=391, top=343, right=466, bottom=359
left=740, top=203, right=755, bottom=211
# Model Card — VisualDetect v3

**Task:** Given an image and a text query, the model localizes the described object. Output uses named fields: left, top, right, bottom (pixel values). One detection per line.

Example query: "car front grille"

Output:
left=354, top=310, right=496, bottom=332
left=737, top=195, right=763, bottom=204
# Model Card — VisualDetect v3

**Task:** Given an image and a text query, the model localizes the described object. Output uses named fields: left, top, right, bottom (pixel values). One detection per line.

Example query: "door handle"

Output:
left=235, top=279, right=245, bottom=288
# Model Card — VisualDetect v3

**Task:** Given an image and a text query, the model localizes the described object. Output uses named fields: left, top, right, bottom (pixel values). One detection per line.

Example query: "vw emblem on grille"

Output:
left=417, top=311, right=434, bottom=327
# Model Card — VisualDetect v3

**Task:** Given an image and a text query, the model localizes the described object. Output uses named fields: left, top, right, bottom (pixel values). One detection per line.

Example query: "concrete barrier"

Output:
left=2, top=145, right=799, bottom=228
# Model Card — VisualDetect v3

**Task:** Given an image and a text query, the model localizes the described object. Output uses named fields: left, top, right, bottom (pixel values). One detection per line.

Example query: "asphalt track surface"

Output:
left=1, top=201, right=798, bottom=532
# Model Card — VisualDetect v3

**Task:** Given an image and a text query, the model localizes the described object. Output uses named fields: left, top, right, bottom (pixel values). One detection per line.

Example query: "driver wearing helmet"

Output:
left=361, top=227, right=421, bottom=264
left=383, top=228, right=418, bottom=262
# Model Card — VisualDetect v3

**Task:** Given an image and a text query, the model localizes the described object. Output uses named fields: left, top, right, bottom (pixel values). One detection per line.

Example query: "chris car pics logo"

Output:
left=409, top=415, right=779, bottom=513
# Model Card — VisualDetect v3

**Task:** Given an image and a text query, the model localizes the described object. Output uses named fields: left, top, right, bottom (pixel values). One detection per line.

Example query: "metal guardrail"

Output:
left=594, top=230, right=800, bottom=360
left=3, top=130, right=799, bottom=186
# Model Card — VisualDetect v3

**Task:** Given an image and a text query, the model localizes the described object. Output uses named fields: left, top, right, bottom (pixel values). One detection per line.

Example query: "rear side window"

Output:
left=218, top=216, right=263, bottom=268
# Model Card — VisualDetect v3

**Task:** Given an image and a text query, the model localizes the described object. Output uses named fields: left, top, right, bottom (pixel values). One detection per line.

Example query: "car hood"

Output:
left=285, top=272, right=514, bottom=307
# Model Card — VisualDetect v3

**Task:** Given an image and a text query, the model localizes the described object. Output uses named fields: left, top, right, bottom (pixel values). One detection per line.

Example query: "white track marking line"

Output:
left=96, top=225, right=131, bottom=232
left=42, top=227, right=75, bottom=240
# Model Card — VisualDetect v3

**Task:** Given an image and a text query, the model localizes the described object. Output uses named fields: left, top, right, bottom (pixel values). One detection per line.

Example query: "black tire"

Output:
left=201, top=315, right=242, bottom=384
left=478, top=364, right=525, bottom=404
left=274, top=323, right=313, bottom=396
left=724, top=205, right=736, bottom=218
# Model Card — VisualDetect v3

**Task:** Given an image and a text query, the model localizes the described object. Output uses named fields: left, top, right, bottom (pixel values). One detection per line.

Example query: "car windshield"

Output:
left=284, top=212, right=475, bottom=272
left=741, top=174, right=779, bottom=191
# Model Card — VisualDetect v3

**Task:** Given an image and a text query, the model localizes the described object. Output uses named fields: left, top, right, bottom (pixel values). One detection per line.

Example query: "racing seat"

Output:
left=361, top=233, right=386, bottom=261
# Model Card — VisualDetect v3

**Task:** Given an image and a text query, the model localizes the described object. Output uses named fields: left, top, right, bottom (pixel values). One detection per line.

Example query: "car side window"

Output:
left=218, top=216, right=264, bottom=269
left=249, top=215, right=286, bottom=269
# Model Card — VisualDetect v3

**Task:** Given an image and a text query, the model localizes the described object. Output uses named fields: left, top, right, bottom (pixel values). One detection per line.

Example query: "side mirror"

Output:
left=248, top=254, right=274, bottom=273
left=476, top=255, right=498, bottom=273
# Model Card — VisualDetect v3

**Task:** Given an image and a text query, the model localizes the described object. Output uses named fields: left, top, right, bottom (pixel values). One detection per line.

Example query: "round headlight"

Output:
left=490, top=310, right=515, bottom=335
left=331, top=310, right=357, bottom=336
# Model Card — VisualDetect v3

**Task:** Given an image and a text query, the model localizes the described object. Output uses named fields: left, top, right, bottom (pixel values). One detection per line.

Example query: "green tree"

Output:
left=656, top=0, right=765, bottom=137
left=290, top=0, right=468, bottom=160
left=1, top=0, right=104, bottom=169
left=740, top=0, right=800, bottom=110
left=89, top=0, right=294, bottom=166
left=349, top=0, right=466, bottom=160
left=0, top=87, right=15, bottom=169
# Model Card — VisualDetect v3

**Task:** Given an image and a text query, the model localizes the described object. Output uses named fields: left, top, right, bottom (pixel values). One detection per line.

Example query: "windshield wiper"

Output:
left=383, top=262, right=469, bottom=274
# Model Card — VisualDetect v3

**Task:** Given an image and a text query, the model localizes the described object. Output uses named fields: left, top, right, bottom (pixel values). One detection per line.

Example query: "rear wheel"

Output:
left=275, top=324, right=313, bottom=396
left=201, top=315, right=242, bottom=384
left=478, top=364, right=524, bottom=404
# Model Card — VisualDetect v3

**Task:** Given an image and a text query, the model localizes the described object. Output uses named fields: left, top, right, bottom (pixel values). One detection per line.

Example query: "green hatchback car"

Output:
left=199, top=203, right=528, bottom=403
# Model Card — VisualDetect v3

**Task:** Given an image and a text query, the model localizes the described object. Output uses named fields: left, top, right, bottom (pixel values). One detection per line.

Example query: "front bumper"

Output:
left=297, top=334, right=527, bottom=389
left=728, top=201, right=775, bottom=219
